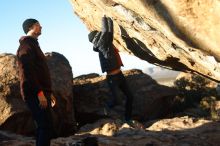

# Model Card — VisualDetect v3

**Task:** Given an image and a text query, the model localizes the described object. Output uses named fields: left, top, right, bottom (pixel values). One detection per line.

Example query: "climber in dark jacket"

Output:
left=88, top=16, right=134, bottom=122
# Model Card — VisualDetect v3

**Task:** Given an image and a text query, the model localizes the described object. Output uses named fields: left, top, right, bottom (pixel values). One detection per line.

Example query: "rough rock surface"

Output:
left=0, top=53, right=33, bottom=135
left=0, top=53, right=76, bottom=136
left=73, top=69, right=178, bottom=124
left=70, top=0, right=220, bottom=82
left=45, top=52, right=77, bottom=136
left=1, top=116, right=220, bottom=146
left=176, top=72, right=219, bottom=90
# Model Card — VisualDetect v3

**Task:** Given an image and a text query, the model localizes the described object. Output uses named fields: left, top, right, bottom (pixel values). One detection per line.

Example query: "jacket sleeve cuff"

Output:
left=37, top=90, right=44, bottom=96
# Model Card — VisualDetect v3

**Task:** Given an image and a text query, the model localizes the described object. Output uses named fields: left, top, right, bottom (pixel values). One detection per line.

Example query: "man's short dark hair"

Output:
left=22, top=18, right=39, bottom=34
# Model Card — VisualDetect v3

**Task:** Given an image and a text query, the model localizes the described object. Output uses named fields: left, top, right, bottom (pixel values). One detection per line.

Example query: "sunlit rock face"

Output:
left=2, top=117, right=220, bottom=146
left=0, top=53, right=76, bottom=137
left=70, top=0, right=220, bottom=82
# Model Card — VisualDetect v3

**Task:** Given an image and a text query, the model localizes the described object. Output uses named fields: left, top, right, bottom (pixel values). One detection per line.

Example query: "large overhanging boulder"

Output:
left=70, top=0, right=220, bottom=82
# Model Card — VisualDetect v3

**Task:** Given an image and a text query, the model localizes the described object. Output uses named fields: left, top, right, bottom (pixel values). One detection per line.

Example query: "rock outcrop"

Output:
left=73, top=69, right=178, bottom=124
left=70, top=0, right=220, bottom=82
left=1, top=53, right=220, bottom=145
left=1, top=116, right=220, bottom=146
left=45, top=52, right=77, bottom=136
left=0, top=54, right=32, bottom=135
left=0, top=53, right=76, bottom=136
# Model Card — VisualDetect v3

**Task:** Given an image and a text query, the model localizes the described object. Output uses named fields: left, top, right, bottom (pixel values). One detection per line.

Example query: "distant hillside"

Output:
left=143, top=67, right=180, bottom=86
left=144, top=66, right=179, bottom=79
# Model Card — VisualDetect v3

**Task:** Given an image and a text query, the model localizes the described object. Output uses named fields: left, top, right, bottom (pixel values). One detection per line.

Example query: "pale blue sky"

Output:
left=0, top=0, right=152, bottom=76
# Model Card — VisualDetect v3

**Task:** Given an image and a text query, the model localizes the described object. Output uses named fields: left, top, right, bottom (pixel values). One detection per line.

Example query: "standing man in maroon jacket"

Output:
left=16, top=18, right=56, bottom=146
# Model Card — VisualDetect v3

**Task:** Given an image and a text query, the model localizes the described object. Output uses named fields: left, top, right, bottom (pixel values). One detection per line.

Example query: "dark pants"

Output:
left=106, top=72, right=133, bottom=121
left=25, top=94, right=53, bottom=146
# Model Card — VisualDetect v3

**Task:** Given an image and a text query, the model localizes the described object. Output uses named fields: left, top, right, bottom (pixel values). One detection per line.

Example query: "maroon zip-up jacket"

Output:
left=16, top=36, right=52, bottom=100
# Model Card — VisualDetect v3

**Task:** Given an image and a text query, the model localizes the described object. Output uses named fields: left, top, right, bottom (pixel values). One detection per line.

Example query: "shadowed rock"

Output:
left=70, top=0, right=220, bottom=82
left=73, top=69, right=178, bottom=124
left=0, top=53, right=76, bottom=137
left=1, top=117, right=220, bottom=146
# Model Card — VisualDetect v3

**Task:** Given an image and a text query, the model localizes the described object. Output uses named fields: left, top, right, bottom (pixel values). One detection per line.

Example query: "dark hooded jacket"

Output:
left=89, top=16, right=123, bottom=73
left=16, top=36, right=52, bottom=100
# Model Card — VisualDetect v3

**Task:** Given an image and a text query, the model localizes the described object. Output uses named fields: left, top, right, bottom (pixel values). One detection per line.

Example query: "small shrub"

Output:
left=173, top=74, right=218, bottom=117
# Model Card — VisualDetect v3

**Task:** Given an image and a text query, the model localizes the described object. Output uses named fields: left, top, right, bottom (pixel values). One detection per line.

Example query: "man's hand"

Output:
left=38, top=91, right=48, bottom=109
left=51, top=94, right=56, bottom=107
